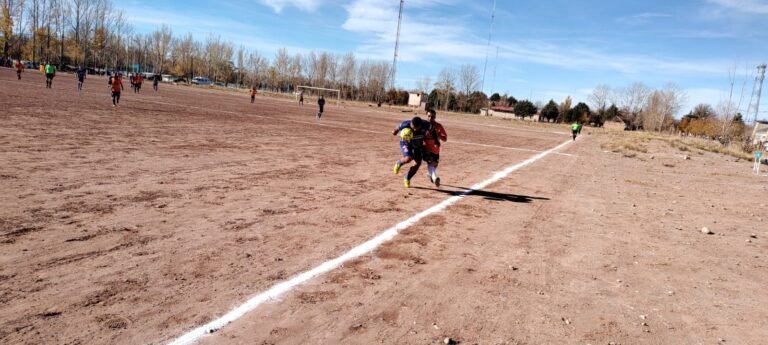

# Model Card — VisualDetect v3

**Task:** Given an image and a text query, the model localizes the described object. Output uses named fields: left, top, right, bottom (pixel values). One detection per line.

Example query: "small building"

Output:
left=408, top=92, right=426, bottom=109
left=753, top=120, right=768, bottom=145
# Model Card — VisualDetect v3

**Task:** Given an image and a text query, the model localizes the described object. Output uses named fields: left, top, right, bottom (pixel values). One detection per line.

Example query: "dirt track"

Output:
left=1, top=68, right=767, bottom=345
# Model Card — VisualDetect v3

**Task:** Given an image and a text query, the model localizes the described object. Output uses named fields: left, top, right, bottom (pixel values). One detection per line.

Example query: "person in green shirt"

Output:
left=44, top=63, right=56, bottom=88
left=571, top=122, right=580, bottom=141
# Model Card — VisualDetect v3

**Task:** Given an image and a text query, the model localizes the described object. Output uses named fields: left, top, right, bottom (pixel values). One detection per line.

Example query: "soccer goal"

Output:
left=296, top=85, right=341, bottom=106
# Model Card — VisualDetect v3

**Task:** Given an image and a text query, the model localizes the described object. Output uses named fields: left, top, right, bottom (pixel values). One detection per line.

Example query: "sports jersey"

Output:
left=45, top=64, right=55, bottom=74
left=423, top=121, right=446, bottom=154
left=76, top=69, right=86, bottom=80
left=111, top=76, right=123, bottom=92
left=396, top=120, right=431, bottom=148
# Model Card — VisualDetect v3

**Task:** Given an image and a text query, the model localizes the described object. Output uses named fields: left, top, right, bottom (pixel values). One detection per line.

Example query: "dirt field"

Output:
left=1, top=68, right=767, bottom=345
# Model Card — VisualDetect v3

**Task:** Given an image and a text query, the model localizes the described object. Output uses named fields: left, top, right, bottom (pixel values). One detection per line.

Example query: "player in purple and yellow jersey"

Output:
left=392, top=116, right=433, bottom=188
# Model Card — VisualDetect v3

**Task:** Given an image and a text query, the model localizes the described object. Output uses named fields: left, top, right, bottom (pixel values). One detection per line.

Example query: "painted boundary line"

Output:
left=167, top=138, right=573, bottom=345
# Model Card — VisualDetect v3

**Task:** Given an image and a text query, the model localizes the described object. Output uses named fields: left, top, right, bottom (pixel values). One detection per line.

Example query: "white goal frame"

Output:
left=296, top=85, right=341, bottom=106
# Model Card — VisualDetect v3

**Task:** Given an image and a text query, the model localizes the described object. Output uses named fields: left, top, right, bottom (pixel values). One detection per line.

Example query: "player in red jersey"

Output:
left=423, top=109, right=447, bottom=187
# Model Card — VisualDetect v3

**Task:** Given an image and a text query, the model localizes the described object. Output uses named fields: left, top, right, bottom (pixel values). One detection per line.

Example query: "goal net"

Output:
left=296, top=86, right=341, bottom=106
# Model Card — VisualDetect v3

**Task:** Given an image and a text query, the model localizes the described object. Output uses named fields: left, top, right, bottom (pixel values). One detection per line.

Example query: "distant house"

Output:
left=753, top=120, right=768, bottom=144
left=408, top=92, right=426, bottom=109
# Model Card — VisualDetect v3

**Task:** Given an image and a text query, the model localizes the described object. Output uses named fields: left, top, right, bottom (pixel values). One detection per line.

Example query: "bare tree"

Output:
left=415, top=75, right=431, bottom=94
left=588, top=84, right=611, bottom=113
left=150, top=24, right=171, bottom=73
left=458, top=64, right=480, bottom=95
left=640, top=84, right=686, bottom=132
left=618, top=82, right=650, bottom=129
left=338, top=52, right=356, bottom=98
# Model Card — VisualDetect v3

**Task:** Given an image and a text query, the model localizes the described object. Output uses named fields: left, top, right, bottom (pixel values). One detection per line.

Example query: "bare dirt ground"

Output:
left=1, top=68, right=767, bottom=345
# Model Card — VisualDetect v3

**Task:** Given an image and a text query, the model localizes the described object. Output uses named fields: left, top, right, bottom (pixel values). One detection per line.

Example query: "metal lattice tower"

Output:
left=480, top=0, right=497, bottom=94
left=390, top=0, right=404, bottom=89
left=746, top=64, right=766, bottom=125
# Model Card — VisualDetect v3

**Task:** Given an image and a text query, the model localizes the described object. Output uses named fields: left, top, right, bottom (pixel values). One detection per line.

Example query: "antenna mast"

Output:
left=480, top=0, right=497, bottom=94
left=747, top=64, right=766, bottom=125
left=391, top=0, right=404, bottom=89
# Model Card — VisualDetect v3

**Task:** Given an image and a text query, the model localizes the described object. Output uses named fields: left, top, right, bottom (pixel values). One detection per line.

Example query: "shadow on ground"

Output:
left=413, top=184, right=550, bottom=203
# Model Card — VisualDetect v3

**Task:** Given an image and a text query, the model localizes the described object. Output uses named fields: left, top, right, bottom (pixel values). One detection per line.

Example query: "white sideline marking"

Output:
left=166, top=138, right=573, bottom=345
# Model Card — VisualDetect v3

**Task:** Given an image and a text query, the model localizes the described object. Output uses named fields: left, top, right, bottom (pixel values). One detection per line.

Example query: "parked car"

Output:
left=191, top=77, right=211, bottom=85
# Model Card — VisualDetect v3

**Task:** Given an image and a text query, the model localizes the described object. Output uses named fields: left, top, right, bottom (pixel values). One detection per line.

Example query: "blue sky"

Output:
left=116, top=0, right=768, bottom=118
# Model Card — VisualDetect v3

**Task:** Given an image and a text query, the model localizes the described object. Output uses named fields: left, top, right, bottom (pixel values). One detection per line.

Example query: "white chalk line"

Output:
left=166, top=138, right=573, bottom=345
left=140, top=99, right=575, bottom=157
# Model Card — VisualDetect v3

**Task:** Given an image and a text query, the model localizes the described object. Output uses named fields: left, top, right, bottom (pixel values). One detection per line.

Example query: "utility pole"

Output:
left=391, top=0, right=404, bottom=90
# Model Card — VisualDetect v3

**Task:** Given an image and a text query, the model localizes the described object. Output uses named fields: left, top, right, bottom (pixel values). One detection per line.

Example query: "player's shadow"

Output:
left=413, top=184, right=550, bottom=203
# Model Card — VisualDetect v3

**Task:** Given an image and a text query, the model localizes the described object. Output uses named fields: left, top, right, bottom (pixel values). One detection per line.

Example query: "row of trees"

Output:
left=0, top=0, right=397, bottom=102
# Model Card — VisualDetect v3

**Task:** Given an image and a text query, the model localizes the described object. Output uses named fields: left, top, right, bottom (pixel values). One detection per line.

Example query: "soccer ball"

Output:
left=400, top=128, right=414, bottom=141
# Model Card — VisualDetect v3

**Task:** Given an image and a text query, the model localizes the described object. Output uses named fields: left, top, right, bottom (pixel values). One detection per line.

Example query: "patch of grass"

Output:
left=604, top=131, right=753, bottom=161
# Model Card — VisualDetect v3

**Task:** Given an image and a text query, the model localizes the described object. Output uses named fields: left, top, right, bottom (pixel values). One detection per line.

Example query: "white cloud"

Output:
left=261, top=0, right=324, bottom=13
left=616, top=12, right=673, bottom=24
left=496, top=39, right=729, bottom=76
left=341, top=0, right=484, bottom=62
left=707, top=0, right=768, bottom=14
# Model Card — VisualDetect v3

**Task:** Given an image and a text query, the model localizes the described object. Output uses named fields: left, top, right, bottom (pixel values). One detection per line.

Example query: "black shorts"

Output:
left=46, top=73, right=54, bottom=80
left=423, top=151, right=440, bottom=163
left=112, top=91, right=121, bottom=97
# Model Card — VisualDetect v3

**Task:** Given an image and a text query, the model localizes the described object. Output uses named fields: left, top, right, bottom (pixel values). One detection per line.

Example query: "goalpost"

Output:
left=296, top=85, right=341, bottom=106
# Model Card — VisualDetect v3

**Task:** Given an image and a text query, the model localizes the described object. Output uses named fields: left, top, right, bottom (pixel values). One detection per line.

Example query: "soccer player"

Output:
left=76, top=66, right=86, bottom=92
left=250, top=86, right=257, bottom=103
left=299, top=90, right=304, bottom=105
left=423, top=109, right=447, bottom=187
left=44, top=62, right=56, bottom=88
left=317, top=95, right=325, bottom=119
left=392, top=117, right=430, bottom=188
left=15, top=60, right=24, bottom=80
left=110, top=73, right=124, bottom=106
left=153, top=74, right=160, bottom=92
left=571, top=122, right=580, bottom=141
left=134, top=73, right=143, bottom=93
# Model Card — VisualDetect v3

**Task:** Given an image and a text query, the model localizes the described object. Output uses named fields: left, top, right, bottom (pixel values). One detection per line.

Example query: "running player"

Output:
left=44, top=62, right=56, bottom=88
left=15, top=60, right=24, bottom=80
left=76, top=66, right=86, bottom=92
left=152, top=74, right=160, bottom=92
left=134, top=73, right=143, bottom=93
left=110, top=73, right=124, bottom=106
left=571, top=122, right=580, bottom=141
left=392, top=117, right=430, bottom=188
left=423, top=109, right=447, bottom=187
left=317, top=95, right=325, bottom=119
left=250, top=86, right=257, bottom=103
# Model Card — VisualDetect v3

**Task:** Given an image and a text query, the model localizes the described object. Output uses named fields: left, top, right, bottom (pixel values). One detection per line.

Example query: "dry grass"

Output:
left=603, top=131, right=753, bottom=161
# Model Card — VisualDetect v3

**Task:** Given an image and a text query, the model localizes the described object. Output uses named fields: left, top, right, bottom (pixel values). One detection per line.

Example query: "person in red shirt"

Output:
left=110, top=73, right=124, bottom=106
left=250, top=86, right=257, bottom=103
left=134, top=74, right=143, bottom=93
left=423, top=109, right=447, bottom=187
left=15, top=60, right=24, bottom=80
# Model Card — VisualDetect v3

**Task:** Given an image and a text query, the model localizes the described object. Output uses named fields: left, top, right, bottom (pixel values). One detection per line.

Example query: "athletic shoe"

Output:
left=434, top=177, right=441, bottom=188
left=393, top=161, right=401, bottom=175
left=403, top=179, right=410, bottom=188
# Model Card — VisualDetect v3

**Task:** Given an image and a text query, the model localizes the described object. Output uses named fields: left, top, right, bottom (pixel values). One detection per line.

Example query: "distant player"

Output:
left=571, top=122, right=580, bottom=141
left=44, top=62, right=56, bottom=88
left=110, top=73, right=124, bottom=106
left=423, top=109, right=447, bottom=187
left=250, top=86, right=257, bottom=103
left=15, top=60, right=24, bottom=80
left=76, top=66, right=86, bottom=92
left=134, top=74, right=143, bottom=93
left=392, top=117, right=430, bottom=188
left=317, top=95, right=325, bottom=119
left=299, top=90, right=304, bottom=105
left=153, top=74, right=160, bottom=92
